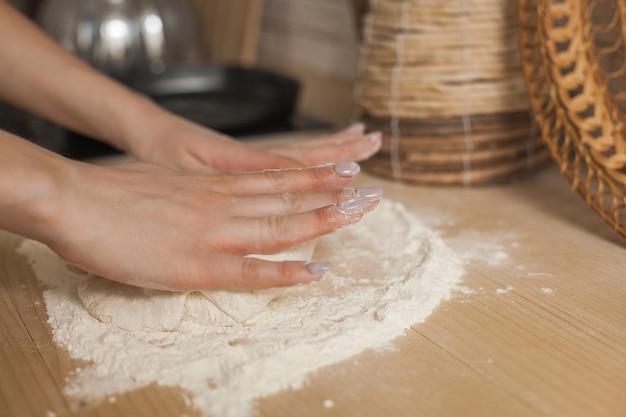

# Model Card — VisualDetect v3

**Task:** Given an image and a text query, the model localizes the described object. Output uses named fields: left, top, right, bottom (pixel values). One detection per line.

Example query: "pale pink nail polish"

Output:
left=357, top=185, right=384, bottom=200
left=333, top=162, right=360, bottom=177
left=305, top=261, right=332, bottom=276
left=337, top=197, right=369, bottom=215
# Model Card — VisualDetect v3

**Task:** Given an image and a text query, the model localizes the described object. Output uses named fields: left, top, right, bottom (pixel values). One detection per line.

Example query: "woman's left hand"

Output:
left=130, top=113, right=382, bottom=173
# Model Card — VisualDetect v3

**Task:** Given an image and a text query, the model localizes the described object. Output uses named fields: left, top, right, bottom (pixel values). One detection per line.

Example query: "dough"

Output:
left=77, top=240, right=318, bottom=331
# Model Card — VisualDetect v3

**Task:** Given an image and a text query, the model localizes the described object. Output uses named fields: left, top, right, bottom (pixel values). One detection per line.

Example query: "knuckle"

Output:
left=263, top=169, right=289, bottom=188
left=241, top=257, right=262, bottom=283
left=172, top=263, right=201, bottom=291
left=282, top=192, right=305, bottom=212
left=240, top=257, right=293, bottom=289
left=265, top=215, right=291, bottom=246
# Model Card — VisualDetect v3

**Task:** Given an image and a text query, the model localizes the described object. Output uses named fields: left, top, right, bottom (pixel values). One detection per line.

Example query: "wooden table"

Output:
left=1, top=145, right=625, bottom=417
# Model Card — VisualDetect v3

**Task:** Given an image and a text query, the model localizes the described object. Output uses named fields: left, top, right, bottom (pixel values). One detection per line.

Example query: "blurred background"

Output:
left=3, top=0, right=366, bottom=158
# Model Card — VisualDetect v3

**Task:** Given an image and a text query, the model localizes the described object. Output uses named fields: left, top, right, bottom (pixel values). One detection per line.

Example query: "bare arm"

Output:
left=0, top=0, right=157, bottom=153
left=0, top=2, right=385, bottom=291
left=0, top=128, right=382, bottom=290
left=0, top=1, right=382, bottom=172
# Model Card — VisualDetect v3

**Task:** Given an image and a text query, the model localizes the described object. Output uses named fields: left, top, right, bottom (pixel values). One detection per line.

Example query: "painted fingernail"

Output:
left=357, top=185, right=384, bottom=200
left=344, top=122, right=365, bottom=133
left=337, top=197, right=369, bottom=215
left=333, top=162, right=360, bottom=177
left=305, top=261, right=332, bottom=276
left=364, top=131, right=382, bottom=141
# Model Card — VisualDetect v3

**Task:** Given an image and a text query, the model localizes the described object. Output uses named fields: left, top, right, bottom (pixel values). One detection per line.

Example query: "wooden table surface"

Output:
left=1, top=144, right=625, bottom=417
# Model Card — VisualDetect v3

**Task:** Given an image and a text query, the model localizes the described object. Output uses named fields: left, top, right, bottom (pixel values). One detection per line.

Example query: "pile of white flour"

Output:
left=18, top=200, right=463, bottom=417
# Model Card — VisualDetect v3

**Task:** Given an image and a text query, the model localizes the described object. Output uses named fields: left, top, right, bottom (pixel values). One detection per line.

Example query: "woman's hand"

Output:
left=0, top=2, right=386, bottom=292
left=40, top=159, right=382, bottom=291
left=0, top=3, right=382, bottom=175
left=128, top=112, right=382, bottom=173
left=268, top=123, right=382, bottom=167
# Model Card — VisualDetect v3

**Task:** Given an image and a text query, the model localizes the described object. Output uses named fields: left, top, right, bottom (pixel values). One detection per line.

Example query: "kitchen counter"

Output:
left=1, top=134, right=625, bottom=417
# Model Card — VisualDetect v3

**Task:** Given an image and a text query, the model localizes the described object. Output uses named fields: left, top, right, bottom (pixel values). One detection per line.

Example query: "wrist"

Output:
left=110, top=92, right=175, bottom=158
left=0, top=132, right=76, bottom=244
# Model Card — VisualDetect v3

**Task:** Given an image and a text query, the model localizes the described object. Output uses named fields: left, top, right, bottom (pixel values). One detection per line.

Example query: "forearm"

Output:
left=0, top=1, right=165, bottom=154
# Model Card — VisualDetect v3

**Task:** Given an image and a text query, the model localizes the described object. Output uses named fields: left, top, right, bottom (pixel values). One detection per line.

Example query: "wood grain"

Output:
left=1, top=147, right=625, bottom=417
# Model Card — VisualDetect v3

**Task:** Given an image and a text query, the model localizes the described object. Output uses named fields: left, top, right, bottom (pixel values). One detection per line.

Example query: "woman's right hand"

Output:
left=39, top=159, right=382, bottom=291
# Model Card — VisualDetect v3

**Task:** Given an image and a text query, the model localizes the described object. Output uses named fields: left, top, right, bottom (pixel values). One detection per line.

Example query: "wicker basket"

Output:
left=354, top=0, right=550, bottom=185
left=519, top=0, right=626, bottom=238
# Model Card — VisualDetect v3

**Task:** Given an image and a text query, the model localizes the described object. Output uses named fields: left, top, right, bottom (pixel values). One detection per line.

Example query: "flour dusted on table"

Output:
left=18, top=200, right=464, bottom=417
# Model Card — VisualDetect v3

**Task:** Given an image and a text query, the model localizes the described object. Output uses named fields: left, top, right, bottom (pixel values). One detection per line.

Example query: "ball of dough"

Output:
left=77, top=240, right=318, bottom=331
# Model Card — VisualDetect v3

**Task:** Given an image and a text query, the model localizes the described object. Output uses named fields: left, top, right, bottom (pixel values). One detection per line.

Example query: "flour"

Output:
left=446, top=230, right=516, bottom=266
left=17, top=200, right=463, bottom=417
left=496, top=285, right=515, bottom=294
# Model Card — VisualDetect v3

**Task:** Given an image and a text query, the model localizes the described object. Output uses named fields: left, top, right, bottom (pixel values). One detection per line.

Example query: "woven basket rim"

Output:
left=519, top=0, right=626, bottom=239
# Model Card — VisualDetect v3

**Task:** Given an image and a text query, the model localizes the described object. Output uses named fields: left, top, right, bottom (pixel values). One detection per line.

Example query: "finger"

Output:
left=294, top=122, right=366, bottom=147
left=215, top=196, right=382, bottom=255
left=196, top=137, right=305, bottom=172
left=300, top=132, right=382, bottom=164
left=174, top=255, right=332, bottom=290
left=222, top=149, right=303, bottom=171
left=216, top=162, right=362, bottom=195
left=230, top=184, right=384, bottom=217
left=231, top=188, right=357, bottom=217
left=274, top=132, right=382, bottom=165
left=268, top=123, right=365, bottom=155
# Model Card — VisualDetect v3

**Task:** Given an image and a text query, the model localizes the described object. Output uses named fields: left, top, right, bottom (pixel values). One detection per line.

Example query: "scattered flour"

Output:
left=322, top=399, right=335, bottom=409
left=496, top=285, right=515, bottom=295
left=453, top=285, right=475, bottom=295
left=528, top=272, right=554, bottom=278
left=541, top=287, right=555, bottom=295
left=445, top=230, right=515, bottom=266
left=17, top=200, right=463, bottom=417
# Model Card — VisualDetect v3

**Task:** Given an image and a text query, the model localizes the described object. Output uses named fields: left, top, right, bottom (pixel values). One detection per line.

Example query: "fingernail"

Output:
left=344, top=122, right=365, bottom=133
left=364, top=131, right=382, bottom=141
left=337, top=197, right=369, bottom=215
left=357, top=185, right=384, bottom=200
left=305, top=261, right=332, bottom=276
left=333, top=162, right=360, bottom=177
